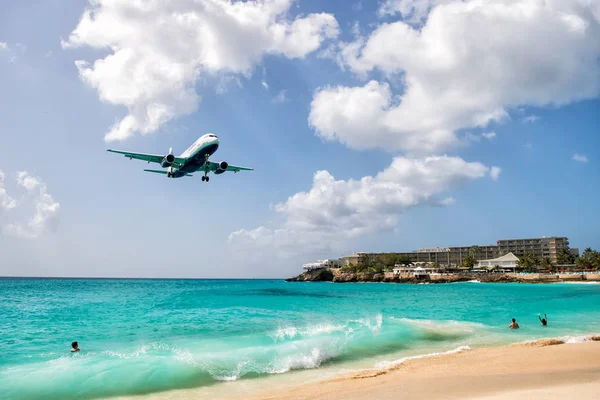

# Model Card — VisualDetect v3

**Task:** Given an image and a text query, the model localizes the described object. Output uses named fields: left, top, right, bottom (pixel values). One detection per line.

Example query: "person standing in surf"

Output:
left=508, top=318, right=519, bottom=329
left=538, top=313, right=548, bottom=326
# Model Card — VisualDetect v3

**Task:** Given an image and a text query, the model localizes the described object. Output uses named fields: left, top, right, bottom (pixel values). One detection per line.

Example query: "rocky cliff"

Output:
left=286, top=269, right=527, bottom=284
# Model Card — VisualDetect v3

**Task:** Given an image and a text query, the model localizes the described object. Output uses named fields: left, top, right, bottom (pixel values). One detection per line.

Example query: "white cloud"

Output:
left=482, top=131, right=496, bottom=140
left=0, top=171, right=17, bottom=210
left=16, top=171, right=41, bottom=191
left=2, top=171, right=60, bottom=239
left=0, top=42, right=7, bottom=50
left=261, top=81, right=269, bottom=90
left=378, top=0, right=455, bottom=24
left=313, top=0, right=600, bottom=154
left=522, top=115, right=540, bottom=123
left=273, top=89, right=288, bottom=103
left=572, top=153, right=589, bottom=163
left=229, top=155, right=499, bottom=257
left=215, top=76, right=243, bottom=94
left=309, top=80, right=459, bottom=154
left=438, top=196, right=456, bottom=206
left=523, top=142, right=533, bottom=149
left=464, top=132, right=481, bottom=143
left=63, top=0, right=339, bottom=142
left=490, top=166, right=502, bottom=181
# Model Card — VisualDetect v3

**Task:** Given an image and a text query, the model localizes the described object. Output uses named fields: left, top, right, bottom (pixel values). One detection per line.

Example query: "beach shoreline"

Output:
left=112, top=337, right=600, bottom=400
left=286, top=268, right=600, bottom=284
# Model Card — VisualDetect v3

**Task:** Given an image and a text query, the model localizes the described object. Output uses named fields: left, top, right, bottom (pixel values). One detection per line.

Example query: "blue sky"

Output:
left=0, top=0, right=598, bottom=278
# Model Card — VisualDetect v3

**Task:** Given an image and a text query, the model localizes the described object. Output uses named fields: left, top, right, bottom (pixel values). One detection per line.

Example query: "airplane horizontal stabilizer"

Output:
left=143, top=169, right=193, bottom=177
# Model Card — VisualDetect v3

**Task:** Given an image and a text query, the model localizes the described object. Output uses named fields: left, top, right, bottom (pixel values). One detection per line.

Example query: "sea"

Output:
left=1, top=278, right=599, bottom=400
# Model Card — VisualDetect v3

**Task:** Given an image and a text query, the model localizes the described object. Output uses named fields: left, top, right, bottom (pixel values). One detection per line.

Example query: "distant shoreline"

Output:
left=286, top=268, right=600, bottom=284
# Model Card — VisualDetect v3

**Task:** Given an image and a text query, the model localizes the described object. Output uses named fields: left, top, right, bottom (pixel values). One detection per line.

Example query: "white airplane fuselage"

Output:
left=168, top=133, right=221, bottom=178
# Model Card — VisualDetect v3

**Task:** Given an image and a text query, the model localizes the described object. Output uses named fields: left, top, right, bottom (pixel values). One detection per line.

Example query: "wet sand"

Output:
left=114, top=340, right=600, bottom=400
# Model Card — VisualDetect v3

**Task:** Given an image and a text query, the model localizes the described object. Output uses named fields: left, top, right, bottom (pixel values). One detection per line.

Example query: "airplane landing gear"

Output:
left=202, top=176, right=209, bottom=182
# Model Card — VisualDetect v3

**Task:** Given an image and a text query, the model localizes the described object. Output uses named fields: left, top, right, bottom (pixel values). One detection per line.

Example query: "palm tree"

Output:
left=540, top=257, right=553, bottom=270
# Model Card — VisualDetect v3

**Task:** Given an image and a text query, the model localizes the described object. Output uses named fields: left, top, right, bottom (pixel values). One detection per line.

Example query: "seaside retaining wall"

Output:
left=586, top=273, right=600, bottom=281
left=557, top=274, right=585, bottom=281
left=508, top=273, right=559, bottom=282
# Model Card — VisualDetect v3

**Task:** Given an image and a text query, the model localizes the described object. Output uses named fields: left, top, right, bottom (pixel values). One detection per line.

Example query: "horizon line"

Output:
left=0, top=276, right=286, bottom=280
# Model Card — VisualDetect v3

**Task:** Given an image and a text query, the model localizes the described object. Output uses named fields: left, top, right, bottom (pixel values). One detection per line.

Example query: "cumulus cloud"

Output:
left=522, top=115, right=540, bottom=123
left=0, top=42, right=7, bottom=50
left=482, top=131, right=497, bottom=140
left=273, top=89, right=288, bottom=103
left=572, top=153, right=589, bottom=163
left=229, top=155, right=499, bottom=257
left=311, top=0, right=600, bottom=153
left=63, top=0, right=339, bottom=142
left=1, top=171, right=60, bottom=239
left=490, top=166, right=502, bottom=181
left=0, top=171, right=17, bottom=210
left=378, top=0, right=456, bottom=24
left=16, top=171, right=41, bottom=191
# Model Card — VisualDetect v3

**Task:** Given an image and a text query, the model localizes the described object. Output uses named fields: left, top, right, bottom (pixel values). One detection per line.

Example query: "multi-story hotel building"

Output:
left=338, top=236, right=576, bottom=268
left=496, top=237, right=572, bottom=264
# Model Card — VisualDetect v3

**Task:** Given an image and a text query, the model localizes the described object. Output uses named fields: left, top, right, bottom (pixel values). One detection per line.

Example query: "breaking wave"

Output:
left=0, top=314, right=480, bottom=400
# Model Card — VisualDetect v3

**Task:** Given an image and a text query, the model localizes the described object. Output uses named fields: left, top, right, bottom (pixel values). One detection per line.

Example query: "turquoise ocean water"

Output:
left=1, top=278, right=599, bottom=400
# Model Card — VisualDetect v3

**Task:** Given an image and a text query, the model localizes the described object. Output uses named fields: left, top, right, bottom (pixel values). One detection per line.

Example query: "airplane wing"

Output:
left=203, top=161, right=254, bottom=173
left=107, top=149, right=187, bottom=167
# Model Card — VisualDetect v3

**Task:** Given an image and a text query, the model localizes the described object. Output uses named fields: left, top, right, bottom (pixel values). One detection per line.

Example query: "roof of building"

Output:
left=477, top=252, right=520, bottom=263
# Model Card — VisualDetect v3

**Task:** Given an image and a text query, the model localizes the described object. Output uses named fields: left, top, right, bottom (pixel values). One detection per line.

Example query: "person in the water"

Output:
left=538, top=313, right=548, bottom=326
left=71, top=341, right=80, bottom=352
left=508, top=318, right=519, bottom=329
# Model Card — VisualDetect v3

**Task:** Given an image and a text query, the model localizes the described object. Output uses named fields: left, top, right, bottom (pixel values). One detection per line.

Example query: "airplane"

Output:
left=107, top=133, right=253, bottom=182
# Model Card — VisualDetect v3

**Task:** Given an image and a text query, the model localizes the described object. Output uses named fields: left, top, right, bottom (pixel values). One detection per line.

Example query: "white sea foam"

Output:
left=270, top=323, right=347, bottom=341
left=467, top=279, right=481, bottom=283
left=270, top=315, right=382, bottom=341
left=392, top=317, right=485, bottom=333
left=520, top=334, right=600, bottom=346
left=554, top=281, right=599, bottom=285
left=375, top=345, right=471, bottom=369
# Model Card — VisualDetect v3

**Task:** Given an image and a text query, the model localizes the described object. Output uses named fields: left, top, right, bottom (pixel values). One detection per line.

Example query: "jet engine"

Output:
left=215, top=161, right=228, bottom=174
left=161, top=148, right=175, bottom=167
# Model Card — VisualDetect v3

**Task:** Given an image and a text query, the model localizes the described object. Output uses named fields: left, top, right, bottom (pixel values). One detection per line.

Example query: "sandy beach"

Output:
left=118, top=339, right=600, bottom=400
left=251, top=340, right=600, bottom=400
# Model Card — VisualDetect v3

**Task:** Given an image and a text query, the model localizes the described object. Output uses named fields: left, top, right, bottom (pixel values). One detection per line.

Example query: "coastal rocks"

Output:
left=285, top=268, right=598, bottom=284
left=285, top=268, right=333, bottom=282
left=332, top=271, right=357, bottom=282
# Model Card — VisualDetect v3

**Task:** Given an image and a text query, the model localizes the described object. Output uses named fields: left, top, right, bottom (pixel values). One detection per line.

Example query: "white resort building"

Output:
left=475, top=252, right=520, bottom=272
left=302, top=259, right=343, bottom=271
left=393, top=263, right=439, bottom=276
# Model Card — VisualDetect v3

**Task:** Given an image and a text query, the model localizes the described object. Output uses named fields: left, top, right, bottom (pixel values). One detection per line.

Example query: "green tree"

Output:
left=378, top=253, right=399, bottom=268
left=557, top=248, right=576, bottom=264
left=575, top=248, right=600, bottom=270
left=540, top=257, right=553, bottom=269
left=460, top=254, right=477, bottom=270
left=517, top=252, right=540, bottom=271
left=397, top=254, right=413, bottom=266
left=469, top=246, right=480, bottom=258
